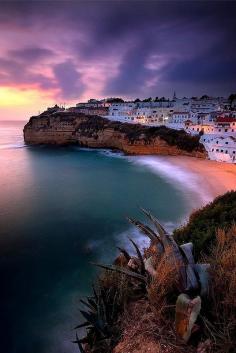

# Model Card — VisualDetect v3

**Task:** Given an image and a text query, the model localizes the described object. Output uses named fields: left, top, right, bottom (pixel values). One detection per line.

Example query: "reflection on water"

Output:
left=0, top=121, right=207, bottom=353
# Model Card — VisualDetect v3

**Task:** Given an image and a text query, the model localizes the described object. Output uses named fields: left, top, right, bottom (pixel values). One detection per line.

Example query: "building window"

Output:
left=225, top=129, right=228, bottom=132
left=212, top=148, right=214, bottom=152
left=225, top=150, right=228, bottom=154
left=221, top=150, right=223, bottom=152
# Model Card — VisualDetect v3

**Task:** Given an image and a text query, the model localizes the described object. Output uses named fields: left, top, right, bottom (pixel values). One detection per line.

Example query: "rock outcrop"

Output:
left=24, top=112, right=206, bottom=158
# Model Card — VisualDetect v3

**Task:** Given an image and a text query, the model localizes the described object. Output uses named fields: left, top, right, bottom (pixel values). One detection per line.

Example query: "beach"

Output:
left=167, top=156, right=236, bottom=199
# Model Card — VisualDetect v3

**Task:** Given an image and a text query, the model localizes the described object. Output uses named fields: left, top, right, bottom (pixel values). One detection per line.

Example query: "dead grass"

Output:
left=202, top=225, right=236, bottom=353
left=147, top=246, right=179, bottom=318
left=114, top=299, right=196, bottom=353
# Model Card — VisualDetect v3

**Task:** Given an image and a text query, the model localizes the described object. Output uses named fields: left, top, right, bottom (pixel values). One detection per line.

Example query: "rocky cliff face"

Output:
left=24, top=113, right=206, bottom=158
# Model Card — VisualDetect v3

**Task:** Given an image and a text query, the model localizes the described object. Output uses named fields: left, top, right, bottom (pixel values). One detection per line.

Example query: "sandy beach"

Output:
left=167, top=156, right=236, bottom=200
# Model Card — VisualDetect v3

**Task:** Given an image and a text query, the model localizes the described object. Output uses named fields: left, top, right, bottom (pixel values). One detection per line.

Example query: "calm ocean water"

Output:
left=0, top=121, right=209, bottom=353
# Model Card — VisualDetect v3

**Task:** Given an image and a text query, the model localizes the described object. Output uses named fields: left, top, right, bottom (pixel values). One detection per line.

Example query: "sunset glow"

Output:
left=0, top=87, right=42, bottom=106
left=0, top=1, right=235, bottom=120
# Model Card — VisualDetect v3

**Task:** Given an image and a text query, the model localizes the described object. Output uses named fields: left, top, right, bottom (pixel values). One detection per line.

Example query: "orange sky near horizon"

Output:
left=0, top=86, right=80, bottom=121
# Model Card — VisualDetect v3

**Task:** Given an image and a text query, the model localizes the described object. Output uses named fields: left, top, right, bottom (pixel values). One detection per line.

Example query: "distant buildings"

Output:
left=48, top=94, right=236, bottom=164
left=199, top=117, right=236, bottom=163
left=202, top=136, right=236, bottom=163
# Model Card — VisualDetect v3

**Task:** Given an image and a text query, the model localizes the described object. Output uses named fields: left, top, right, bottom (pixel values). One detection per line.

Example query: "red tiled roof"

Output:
left=216, top=117, right=236, bottom=123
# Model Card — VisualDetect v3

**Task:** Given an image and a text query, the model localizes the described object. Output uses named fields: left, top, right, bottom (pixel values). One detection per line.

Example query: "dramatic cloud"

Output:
left=0, top=0, right=235, bottom=111
left=53, top=60, right=85, bottom=99
left=9, top=47, right=55, bottom=63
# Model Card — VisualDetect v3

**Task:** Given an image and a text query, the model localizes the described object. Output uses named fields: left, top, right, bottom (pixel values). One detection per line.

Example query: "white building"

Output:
left=172, top=97, right=191, bottom=112
left=107, top=102, right=172, bottom=126
left=190, top=98, right=221, bottom=113
left=186, top=117, right=236, bottom=137
left=109, top=102, right=136, bottom=119
left=202, top=135, right=236, bottom=163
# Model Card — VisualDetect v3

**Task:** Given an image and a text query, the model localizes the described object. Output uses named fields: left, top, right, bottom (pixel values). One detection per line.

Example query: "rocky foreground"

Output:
left=24, top=112, right=206, bottom=158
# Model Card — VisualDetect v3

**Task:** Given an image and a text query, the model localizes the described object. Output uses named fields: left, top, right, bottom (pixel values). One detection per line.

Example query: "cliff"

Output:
left=24, top=112, right=206, bottom=157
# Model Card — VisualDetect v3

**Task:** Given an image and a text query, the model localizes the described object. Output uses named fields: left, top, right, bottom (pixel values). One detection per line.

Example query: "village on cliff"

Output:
left=45, top=93, right=236, bottom=164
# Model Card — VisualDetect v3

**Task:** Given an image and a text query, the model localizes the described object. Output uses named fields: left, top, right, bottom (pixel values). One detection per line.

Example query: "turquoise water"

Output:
left=0, top=121, right=203, bottom=353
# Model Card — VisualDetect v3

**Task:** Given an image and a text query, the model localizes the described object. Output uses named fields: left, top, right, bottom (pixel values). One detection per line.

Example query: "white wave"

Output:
left=112, top=155, right=214, bottom=253
left=126, top=155, right=212, bottom=207
left=0, top=143, right=26, bottom=150
left=73, top=146, right=125, bottom=159
left=115, top=221, right=177, bottom=255
left=98, top=149, right=124, bottom=159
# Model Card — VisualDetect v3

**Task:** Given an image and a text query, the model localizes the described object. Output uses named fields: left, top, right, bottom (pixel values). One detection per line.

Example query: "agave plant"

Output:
left=74, top=283, right=117, bottom=352
left=128, top=208, right=210, bottom=296
left=75, top=209, right=210, bottom=351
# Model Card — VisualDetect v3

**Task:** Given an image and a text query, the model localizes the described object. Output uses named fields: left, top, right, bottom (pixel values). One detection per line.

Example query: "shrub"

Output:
left=174, top=191, right=236, bottom=256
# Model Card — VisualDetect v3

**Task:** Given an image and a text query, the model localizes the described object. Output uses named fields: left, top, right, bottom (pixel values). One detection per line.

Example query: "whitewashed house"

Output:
left=190, top=98, right=221, bottom=113
left=107, top=102, right=136, bottom=123
left=202, top=136, right=236, bottom=163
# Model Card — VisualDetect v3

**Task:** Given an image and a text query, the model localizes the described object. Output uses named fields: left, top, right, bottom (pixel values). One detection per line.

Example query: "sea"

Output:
left=0, top=120, right=212, bottom=353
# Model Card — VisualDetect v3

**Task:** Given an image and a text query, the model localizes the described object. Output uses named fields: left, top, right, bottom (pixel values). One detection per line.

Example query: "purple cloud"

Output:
left=0, top=1, right=235, bottom=100
left=53, top=60, right=85, bottom=99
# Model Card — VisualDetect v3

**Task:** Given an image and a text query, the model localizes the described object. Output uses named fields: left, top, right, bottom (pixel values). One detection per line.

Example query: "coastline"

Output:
left=165, top=156, right=236, bottom=199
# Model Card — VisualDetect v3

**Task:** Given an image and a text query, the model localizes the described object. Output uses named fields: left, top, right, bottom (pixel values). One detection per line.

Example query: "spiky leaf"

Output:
left=73, top=332, right=86, bottom=353
left=127, top=217, right=161, bottom=244
left=80, top=310, right=106, bottom=335
left=92, top=263, right=147, bottom=282
left=117, top=247, right=130, bottom=261
left=180, top=243, right=195, bottom=265
left=74, top=321, right=90, bottom=329
left=128, top=238, right=146, bottom=275
left=194, top=263, right=210, bottom=297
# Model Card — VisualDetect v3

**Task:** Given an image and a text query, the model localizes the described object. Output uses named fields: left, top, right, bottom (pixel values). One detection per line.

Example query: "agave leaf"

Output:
left=87, top=298, right=98, bottom=311
left=80, top=299, right=96, bottom=312
left=180, top=243, right=195, bottom=265
left=110, top=290, right=119, bottom=322
left=185, top=264, right=199, bottom=291
left=127, top=217, right=162, bottom=244
left=74, top=321, right=90, bottom=329
left=194, top=263, right=210, bottom=297
left=117, top=247, right=131, bottom=261
left=175, top=294, right=201, bottom=342
left=92, top=263, right=147, bottom=282
left=92, top=285, right=98, bottom=302
left=128, top=238, right=146, bottom=275
left=98, top=288, right=108, bottom=327
left=140, top=208, right=172, bottom=248
left=140, top=209, right=187, bottom=289
left=80, top=310, right=105, bottom=335
left=73, top=332, right=86, bottom=353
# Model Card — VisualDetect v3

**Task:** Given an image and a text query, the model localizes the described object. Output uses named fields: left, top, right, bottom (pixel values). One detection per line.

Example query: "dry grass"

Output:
left=147, top=246, right=179, bottom=318
left=114, top=299, right=196, bottom=353
left=202, top=225, right=236, bottom=353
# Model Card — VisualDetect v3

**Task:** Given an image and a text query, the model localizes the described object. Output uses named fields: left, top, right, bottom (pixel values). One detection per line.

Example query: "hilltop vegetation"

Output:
left=77, top=115, right=204, bottom=153
left=174, top=191, right=236, bottom=256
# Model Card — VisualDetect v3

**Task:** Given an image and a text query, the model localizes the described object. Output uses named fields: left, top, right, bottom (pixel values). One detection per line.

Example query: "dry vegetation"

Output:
left=201, top=225, right=236, bottom=353
left=75, top=194, right=236, bottom=353
left=114, top=226, right=236, bottom=353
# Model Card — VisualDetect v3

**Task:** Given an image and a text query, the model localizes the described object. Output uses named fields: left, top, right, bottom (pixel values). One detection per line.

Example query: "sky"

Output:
left=0, top=1, right=235, bottom=120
